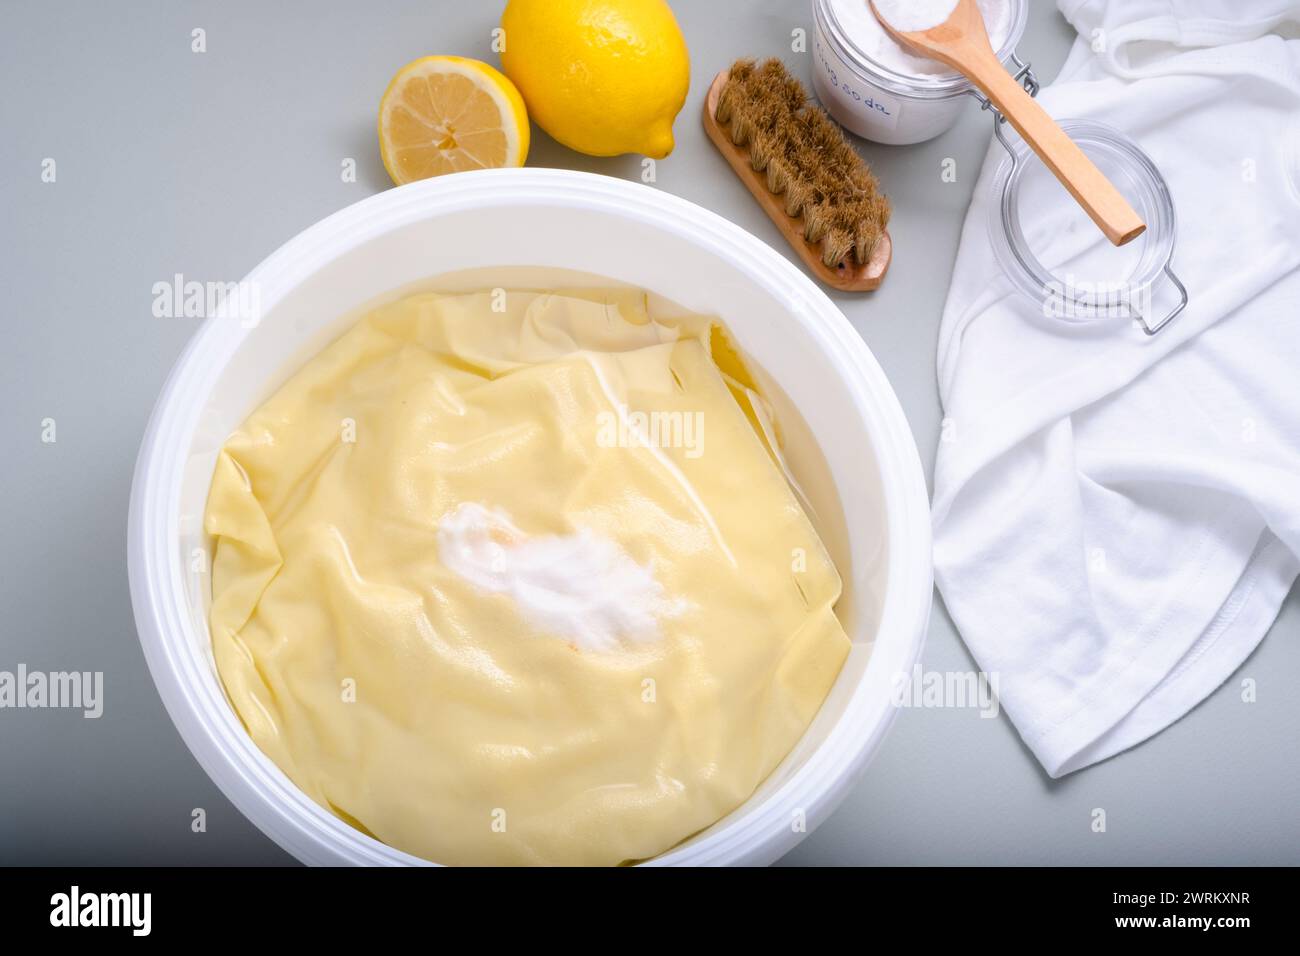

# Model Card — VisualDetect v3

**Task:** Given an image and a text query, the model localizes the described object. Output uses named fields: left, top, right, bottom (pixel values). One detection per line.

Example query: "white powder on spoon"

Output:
left=871, top=0, right=959, bottom=33
left=833, top=0, right=1013, bottom=77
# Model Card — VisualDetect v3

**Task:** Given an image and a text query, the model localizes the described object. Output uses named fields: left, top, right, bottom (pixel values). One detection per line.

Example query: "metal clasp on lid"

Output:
left=966, top=51, right=1040, bottom=125
left=967, top=51, right=1040, bottom=158
left=964, top=49, right=1040, bottom=191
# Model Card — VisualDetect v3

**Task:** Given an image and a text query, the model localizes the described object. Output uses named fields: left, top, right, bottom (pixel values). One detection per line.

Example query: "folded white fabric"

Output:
left=933, top=0, right=1300, bottom=776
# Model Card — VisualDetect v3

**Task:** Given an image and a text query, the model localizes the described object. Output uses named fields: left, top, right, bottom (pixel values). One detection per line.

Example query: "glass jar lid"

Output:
left=987, top=119, right=1186, bottom=334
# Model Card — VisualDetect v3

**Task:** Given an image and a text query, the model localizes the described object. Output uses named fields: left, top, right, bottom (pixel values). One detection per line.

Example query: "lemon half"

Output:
left=378, top=56, right=530, bottom=186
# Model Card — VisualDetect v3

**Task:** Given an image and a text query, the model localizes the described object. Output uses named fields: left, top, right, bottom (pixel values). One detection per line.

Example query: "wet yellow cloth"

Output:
left=205, top=290, right=849, bottom=865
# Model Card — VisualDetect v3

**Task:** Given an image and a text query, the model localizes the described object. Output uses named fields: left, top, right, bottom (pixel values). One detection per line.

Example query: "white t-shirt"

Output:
left=933, top=0, right=1300, bottom=776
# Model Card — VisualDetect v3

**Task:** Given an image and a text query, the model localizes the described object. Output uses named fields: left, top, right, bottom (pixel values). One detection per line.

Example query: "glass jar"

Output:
left=811, top=0, right=1029, bottom=145
left=986, top=118, right=1187, bottom=335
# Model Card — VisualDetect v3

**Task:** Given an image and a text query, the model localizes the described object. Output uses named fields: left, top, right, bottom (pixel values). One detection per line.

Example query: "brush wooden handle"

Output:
left=702, top=70, right=891, bottom=292
left=873, top=0, right=1145, bottom=247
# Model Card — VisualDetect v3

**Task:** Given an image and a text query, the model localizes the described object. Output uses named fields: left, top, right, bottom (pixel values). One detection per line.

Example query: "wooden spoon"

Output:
left=870, top=0, right=1146, bottom=247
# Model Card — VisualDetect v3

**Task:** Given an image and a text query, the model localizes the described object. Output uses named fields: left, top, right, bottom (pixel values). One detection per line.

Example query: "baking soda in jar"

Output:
left=811, top=0, right=1025, bottom=145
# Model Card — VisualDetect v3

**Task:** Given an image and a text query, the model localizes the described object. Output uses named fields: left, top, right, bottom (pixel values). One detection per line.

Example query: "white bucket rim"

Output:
left=127, top=168, right=932, bottom=866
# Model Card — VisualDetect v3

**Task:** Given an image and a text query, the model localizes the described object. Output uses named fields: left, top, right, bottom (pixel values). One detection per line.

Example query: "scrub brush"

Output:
left=703, top=58, right=892, bottom=291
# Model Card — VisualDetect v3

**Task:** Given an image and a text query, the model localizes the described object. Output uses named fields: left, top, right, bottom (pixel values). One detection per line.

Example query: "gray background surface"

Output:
left=1, top=0, right=1296, bottom=866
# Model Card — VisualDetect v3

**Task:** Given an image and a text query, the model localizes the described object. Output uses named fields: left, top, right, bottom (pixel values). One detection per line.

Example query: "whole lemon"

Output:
left=500, top=0, right=690, bottom=159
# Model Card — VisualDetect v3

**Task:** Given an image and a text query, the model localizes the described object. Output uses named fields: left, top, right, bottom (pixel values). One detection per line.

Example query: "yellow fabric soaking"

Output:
left=204, top=289, right=850, bottom=866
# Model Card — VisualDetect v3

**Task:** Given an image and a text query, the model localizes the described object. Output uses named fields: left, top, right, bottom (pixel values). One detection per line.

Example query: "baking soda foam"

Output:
left=437, top=502, right=683, bottom=652
left=836, top=0, right=1013, bottom=77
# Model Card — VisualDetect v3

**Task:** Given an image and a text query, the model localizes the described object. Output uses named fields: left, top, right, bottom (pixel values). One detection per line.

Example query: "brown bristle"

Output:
left=715, top=82, right=740, bottom=125
left=748, top=128, right=776, bottom=172
left=822, top=228, right=853, bottom=270
left=783, top=178, right=812, bottom=219
left=803, top=204, right=830, bottom=244
left=729, top=58, right=758, bottom=83
left=854, top=216, right=880, bottom=265
left=715, top=58, right=889, bottom=268
left=764, top=155, right=790, bottom=195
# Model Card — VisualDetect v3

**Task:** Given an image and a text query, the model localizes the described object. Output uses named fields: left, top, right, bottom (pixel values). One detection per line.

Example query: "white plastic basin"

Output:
left=127, top=168, right=931, bottom=866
